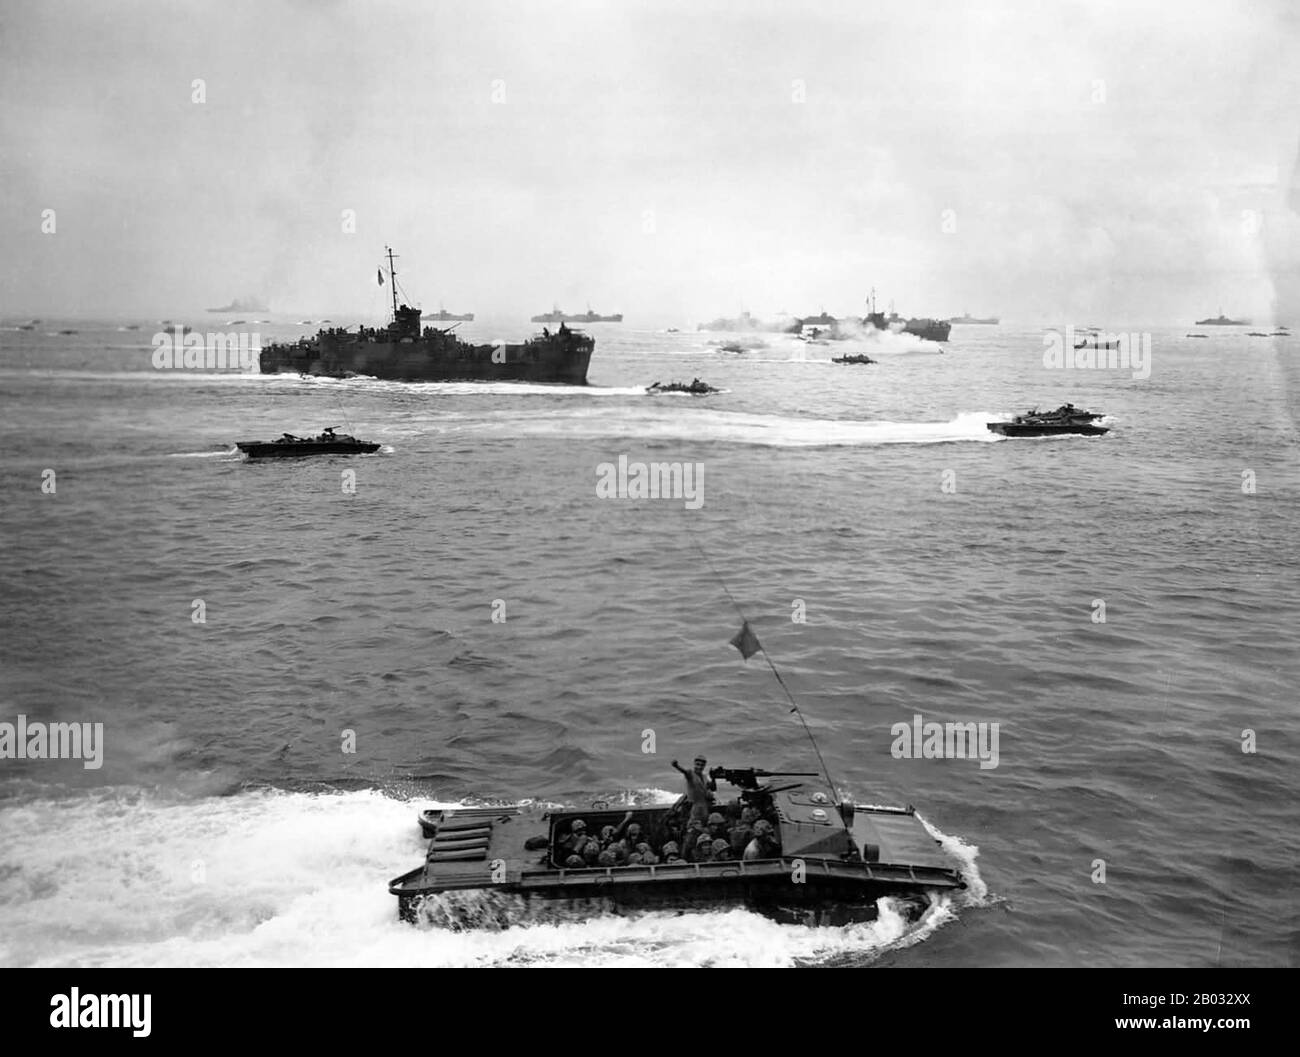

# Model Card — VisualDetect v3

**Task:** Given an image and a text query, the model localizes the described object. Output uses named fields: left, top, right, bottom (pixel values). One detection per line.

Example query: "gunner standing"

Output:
left=671, top=755, right=716, bottom=826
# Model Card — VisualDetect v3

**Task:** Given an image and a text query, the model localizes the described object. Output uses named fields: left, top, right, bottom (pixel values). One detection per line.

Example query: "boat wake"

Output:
left=452, top=408, right=1004, bottom=447
left=167, top=447, right=241, bottom=458
left=0, top=788, right=977, bottom=968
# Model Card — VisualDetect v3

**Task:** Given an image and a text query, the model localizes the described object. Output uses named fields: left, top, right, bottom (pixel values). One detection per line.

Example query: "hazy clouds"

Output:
left=2, top=0, right=1298, bottom=324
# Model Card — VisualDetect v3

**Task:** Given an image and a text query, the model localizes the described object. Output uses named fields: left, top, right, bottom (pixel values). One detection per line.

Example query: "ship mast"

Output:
left=385, top=246, right=399, bottom=320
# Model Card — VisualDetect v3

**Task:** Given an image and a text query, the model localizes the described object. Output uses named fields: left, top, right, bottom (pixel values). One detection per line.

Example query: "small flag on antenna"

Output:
left=730, top=620, right=762, bottom=661
left=377, top=269, right=384, bottom=286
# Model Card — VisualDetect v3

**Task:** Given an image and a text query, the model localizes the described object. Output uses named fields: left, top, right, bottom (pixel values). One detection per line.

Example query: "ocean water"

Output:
left=0, top=319, right=1296, bottom=968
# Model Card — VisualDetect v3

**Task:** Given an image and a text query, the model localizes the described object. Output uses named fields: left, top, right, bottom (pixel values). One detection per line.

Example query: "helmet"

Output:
left=565, top=855, right=584, bottom=868
left=707, top=813, right=725, bottom=826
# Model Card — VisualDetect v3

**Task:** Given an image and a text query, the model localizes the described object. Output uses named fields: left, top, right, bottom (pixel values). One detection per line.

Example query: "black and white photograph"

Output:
left=0, top=0, right=1295, bottom=1000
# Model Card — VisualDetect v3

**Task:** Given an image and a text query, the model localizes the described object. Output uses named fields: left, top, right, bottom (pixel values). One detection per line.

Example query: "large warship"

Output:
left=797, top=309, right=839, bottom=327
left=1194, top=310, right=1247, bottom=325
left=207, top=296, right=269, bottom=314
left=864, top=291, right=951, bottom=342
left=259, top=249, right=594, bottom=384
left=531, top=304, right=623, bottom=323
left=949, top=312, right=999, bottom=325
left=422, top=306, right=475, bottom=322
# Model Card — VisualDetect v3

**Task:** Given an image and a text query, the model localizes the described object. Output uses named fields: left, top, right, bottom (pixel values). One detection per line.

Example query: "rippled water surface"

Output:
left=0, top=320, right=1296, bottom=967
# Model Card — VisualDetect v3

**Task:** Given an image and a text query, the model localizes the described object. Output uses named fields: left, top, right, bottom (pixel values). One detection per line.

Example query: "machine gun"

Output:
left=709, top=767, right=818, bottom=791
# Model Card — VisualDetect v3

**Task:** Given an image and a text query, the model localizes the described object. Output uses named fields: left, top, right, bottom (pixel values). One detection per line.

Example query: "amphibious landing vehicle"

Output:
left=390, top=766, right=965, bottom=928
left=647, top=378, right=718, bottom=394
left=236, top=426, right=380, bottom=458
left=987, top=404, right=1108, bottom=437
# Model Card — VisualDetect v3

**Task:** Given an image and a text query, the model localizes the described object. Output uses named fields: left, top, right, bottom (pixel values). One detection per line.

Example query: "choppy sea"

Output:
left=1, top=317, right=1296, bottom=967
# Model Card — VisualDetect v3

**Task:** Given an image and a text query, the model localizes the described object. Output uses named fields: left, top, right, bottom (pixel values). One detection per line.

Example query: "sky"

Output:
left=2, top=0, right=1299, bottom=325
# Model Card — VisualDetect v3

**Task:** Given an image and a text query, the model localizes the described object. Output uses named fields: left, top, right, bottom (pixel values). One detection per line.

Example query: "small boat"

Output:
left=830, top=354, right=876, bottom=365
left=392, top=766, right=964, bottom=928
left=58, top=329, right=78, bottom=336
left=647, top=378, right=718, bottom=395
left=988, top=405, right=1108, bottom=438
left=1247, top=331, right=1270, bottom=337
left=1185, top=333, right=1208, bottom=338
left=235, top=426, right=381, bottom=459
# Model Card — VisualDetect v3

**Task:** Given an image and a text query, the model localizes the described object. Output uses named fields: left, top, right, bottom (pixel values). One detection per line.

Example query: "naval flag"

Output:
left=377, top=268, right=384, bottom=286
left=729, top=620, right=762, bottom=661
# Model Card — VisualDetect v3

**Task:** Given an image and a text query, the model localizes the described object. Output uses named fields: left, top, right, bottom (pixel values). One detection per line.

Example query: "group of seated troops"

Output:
left=555, top=801, right=781, bottom=869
